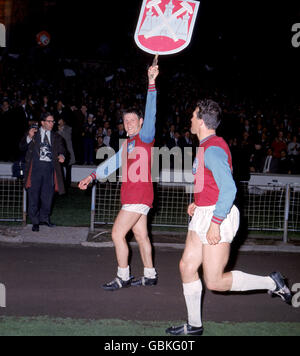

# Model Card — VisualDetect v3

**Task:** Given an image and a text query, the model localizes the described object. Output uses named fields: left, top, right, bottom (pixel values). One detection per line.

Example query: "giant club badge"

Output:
left=135, top=0, right=200, bottom=55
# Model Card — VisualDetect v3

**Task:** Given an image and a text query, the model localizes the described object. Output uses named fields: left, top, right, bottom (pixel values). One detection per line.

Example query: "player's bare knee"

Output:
left=204, top=278, right=223, bottom=292
left=179, top=259, right=196, bottom=276
left=134, top=232, right=148, bottom=243
left=111, top=230, right=125, bottom=243
left=205, top=280, right=219, bottom=291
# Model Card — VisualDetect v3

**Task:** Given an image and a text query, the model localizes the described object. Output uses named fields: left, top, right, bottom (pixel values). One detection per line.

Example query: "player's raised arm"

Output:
left=139, top=65, right=159, bottom=144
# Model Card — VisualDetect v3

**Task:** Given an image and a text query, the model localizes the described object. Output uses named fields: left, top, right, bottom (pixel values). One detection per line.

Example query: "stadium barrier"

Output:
left=90, top=181, right=300, bottom=243
left=0, top=176, right=27, bottom=224
left=1, top=169, right=299, bottom=243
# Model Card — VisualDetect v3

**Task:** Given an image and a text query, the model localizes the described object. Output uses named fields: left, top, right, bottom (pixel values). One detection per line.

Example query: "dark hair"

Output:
left=40, top=112, right=53, bottom=122
left=196, top=99, right=222, bottom=130
left=122, top=107, right=143, bottom=120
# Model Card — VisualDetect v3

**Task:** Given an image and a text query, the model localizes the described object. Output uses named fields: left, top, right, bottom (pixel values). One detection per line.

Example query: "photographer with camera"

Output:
left=20, top=113, right=66, bottom=232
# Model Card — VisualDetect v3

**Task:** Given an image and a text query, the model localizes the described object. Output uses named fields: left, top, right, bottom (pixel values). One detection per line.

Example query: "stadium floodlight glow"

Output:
left=0, top=23, right=6, bottom=47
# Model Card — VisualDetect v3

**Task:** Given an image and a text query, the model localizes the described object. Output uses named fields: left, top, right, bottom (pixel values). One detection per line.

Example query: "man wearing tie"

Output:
left=262, top=148, right=279, bottom=174
left=20, top=113, right=66, bottom=232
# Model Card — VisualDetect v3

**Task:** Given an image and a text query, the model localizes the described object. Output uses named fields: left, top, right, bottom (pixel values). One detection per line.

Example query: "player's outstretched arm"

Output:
left=140, top=65, right=159, bottom=144
left=78, top=146, right=124, bottom=190
left=148, top=65, right=159, bottom=85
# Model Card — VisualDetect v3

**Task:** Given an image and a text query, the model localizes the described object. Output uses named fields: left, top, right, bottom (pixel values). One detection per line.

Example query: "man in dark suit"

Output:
left=58, top=117, right=76, bottom=188
left=110, top=121, right=127, bottom=152
left=167, top=131, right=181, bottom=149
left=20, top=113, right=66, bottom=232
left=179, top=130, right=193, bottom=149
left=261, top=148, right=279, bottom=174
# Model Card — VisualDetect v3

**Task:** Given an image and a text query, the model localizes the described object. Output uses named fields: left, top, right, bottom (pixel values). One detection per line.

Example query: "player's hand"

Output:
left=206, top=222, right=221, bottom=245
left=148, top=65, right=159, bottom=84
left=187, top=203, right=196, bottom=217
left=78, top=176, right=93, bottom=190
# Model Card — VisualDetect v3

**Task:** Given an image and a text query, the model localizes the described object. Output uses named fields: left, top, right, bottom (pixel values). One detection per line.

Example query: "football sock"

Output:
left=144, top=267, right=157, bottom=279
left=117, top=266, right=130, bottom=281
left=183, top=279, right=203, bottom=328
left=230, top=271, right=276, bottom=292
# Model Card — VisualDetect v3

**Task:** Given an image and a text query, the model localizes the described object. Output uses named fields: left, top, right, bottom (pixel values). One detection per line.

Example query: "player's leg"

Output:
left=166, top=231, right=204, bottom=336
left=180, top=231, right=204, bottom=283
left=202, top=243, right=292, bottom=303
left=202, top=242, right=232, bottom=292
left=111, top=209, right=143, bottom=269
left=102, top=209, right=142, bottom=291
left=132, top=215, right=153, bottom=268
left=202, top=242, right=275, bottom=292
left=131, top=214, right=157, bottom=286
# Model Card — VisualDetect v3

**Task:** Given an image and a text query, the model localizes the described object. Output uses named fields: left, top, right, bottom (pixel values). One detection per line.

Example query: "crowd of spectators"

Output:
left=0, top=53, right=300, bottom=181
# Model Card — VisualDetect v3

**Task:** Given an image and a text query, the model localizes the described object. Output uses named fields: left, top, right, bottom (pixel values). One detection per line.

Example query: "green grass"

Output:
left=41, top=187, right=91, bottom=227
left=0, top=317, right=299, bottom=336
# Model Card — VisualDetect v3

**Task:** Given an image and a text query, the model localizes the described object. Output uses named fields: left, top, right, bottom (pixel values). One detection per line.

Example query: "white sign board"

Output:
left=135, top=0, right=200, bottom=55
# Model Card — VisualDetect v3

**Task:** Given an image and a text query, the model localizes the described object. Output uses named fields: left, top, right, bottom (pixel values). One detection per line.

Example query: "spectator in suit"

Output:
left=54, top=100, right=67, bottom=124
left=110, top=122, right=127, bottom=151
left=278, top=150, right=292, bottom=175
left=102, top=121, right=110, bottom=136
left=95, top=136, right=109, bottom=165
left=73, top=105, right=88, bottom=163
left=287, top=135, right=300, bottom=157
left=82, top=114, right=97, bottom=165
left=179, top=130, right=193, bottom=149
left=58, top=117, right=76, bottom=187
left=41, top=95, right=51, bottom=113
left=261, top=148, right=279, bottom=174
left=103, top=128, right=112, bottom=147
left=287, top=135, right=300, bottom=174
left=250, top=142, right=265, bottom=173
left=167, top=131, right=181, bottom=149
left=169, top=124, right=176, bottom=140
left=20, top=113, right=66, bottom=232
left=167, top=131, right=182, bottom=170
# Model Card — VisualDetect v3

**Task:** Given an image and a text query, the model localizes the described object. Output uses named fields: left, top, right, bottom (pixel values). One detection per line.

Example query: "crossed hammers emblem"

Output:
left=145, top=0, right=194, bottom=42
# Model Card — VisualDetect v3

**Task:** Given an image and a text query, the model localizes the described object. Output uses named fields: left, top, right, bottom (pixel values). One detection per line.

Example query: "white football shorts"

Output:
left=189, top=205, right=240, bottom=244
left=122, top=204, right=151, bottom=216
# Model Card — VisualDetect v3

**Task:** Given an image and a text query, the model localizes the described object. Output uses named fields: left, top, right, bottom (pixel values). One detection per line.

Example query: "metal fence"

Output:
left=91, top=181, right=300, bottom=242
left=239, top=182, right=300, bottom=242
left=0, top=176, right=26, bottom=224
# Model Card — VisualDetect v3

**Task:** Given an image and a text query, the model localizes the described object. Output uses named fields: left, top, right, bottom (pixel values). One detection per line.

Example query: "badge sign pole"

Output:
left=135, top=0, right=200, bottom=63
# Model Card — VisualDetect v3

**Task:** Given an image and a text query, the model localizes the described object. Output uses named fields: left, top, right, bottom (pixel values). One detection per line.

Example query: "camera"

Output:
left=30, top=123, right=39, bottom=129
